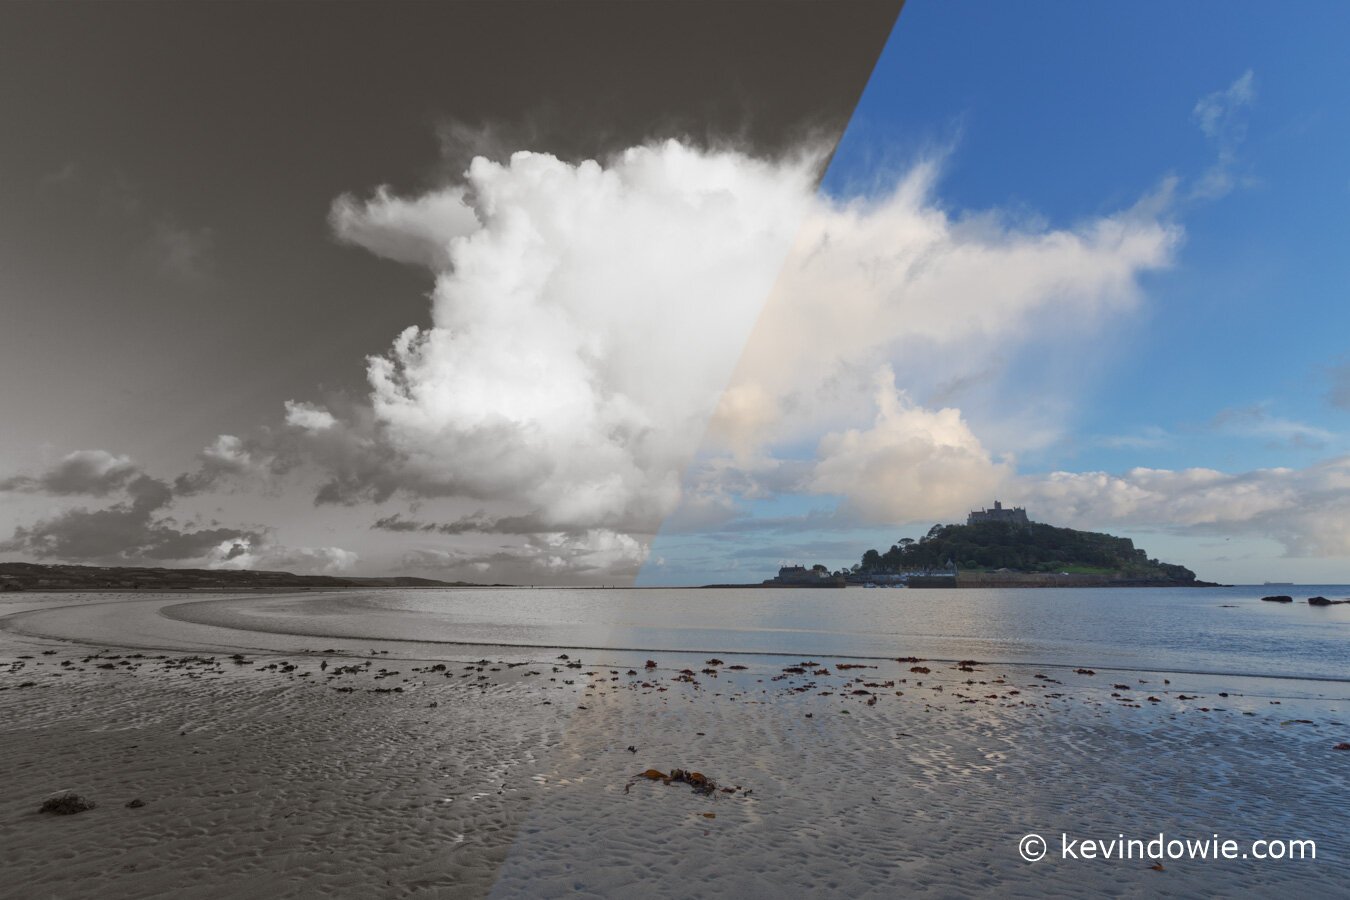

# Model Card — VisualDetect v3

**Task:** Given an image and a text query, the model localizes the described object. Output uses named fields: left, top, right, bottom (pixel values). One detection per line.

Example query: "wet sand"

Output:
left=2, top=592, right=1347, bottom=898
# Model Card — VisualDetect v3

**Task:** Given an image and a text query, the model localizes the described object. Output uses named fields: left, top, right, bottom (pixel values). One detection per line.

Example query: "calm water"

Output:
left=166, top=584, right=1350, bottom=682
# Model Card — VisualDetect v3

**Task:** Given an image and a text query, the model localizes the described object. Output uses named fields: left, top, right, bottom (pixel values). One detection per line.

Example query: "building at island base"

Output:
left=966, top=500, right=1030, bottom=527
left=765, top=565, right=847, bottom=588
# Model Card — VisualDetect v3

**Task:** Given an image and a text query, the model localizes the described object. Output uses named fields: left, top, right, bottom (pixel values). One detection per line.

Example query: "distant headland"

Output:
left=762, top=502, right=1217, bottom=588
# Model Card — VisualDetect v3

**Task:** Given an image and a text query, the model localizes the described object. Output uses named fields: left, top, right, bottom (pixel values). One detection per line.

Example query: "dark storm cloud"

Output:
left=1, top=453, right=263, bottom=563
left=0, top=450, right=139, bottom=496
left=0, top=471, right=260, bottom=563
left=1, top=508, right=258, bottom=563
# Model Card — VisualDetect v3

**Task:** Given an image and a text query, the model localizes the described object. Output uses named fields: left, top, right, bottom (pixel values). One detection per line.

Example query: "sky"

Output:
left=643, top=1, right=1350, bottom=585
left=3, top=2, right=1348, bottom=586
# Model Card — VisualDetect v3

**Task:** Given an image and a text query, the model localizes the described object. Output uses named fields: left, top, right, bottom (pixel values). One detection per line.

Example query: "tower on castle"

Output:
left=967, top=500, right=1030, bottom=526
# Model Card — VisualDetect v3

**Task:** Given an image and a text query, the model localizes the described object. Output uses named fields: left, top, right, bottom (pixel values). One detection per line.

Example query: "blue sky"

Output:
left=641, top=2, right=1350, bottom=585
left=826, top=1, right=1350, bottom=477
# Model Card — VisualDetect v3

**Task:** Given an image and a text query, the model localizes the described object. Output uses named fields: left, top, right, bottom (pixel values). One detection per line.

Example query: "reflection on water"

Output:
left=162, top=584, right=1350, bottom=681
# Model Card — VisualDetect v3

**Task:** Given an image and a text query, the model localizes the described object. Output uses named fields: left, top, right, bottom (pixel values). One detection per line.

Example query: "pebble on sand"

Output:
left=40, top=790, right=96, bottom=815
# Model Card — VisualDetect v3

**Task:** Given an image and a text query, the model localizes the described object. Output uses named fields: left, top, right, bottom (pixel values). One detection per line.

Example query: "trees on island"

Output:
left=853, top=521, right=1196, bottom=581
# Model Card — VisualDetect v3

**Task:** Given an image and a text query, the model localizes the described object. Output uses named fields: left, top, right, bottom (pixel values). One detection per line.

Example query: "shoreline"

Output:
left=7, top=590, right=1350, bottom=689
left=3, top=591, right=1347, bottom=898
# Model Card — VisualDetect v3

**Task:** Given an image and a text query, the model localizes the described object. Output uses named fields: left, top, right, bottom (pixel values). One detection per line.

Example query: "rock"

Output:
left=1261, top=595, right=1293, bottom=603
left=125, top=798, right=146, bottom=808
left=1308, top=596, right=1331, bottom=606
left=40, top=790, right=96, bottom=815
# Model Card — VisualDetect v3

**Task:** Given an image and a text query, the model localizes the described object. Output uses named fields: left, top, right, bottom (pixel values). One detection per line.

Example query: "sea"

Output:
left=162, top=583, right=1350, bottom=684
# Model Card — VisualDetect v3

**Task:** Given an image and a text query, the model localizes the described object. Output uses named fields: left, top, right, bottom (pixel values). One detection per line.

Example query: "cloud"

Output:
left=173, top=435, right=265, bottom=495
left=0, top=448, right=333, bottom=569
left=1326, top=362, right=1350, bottom=411
left=1022, top=456, right=1350, bottom=557
left=283, top=402, right=338, bottom=433
left=809, top=367, right=1012, bottom=524
left=303, top=139, right=823, bottom=534
left=1193, top=70, right=1255, bottom=141
left=154, top=135, right=1175, bottom=583
left=658, top=155, right=1178, bottom=551
left=144, top=221, right=216, bottom=283
left=297, top=141, right=1176, bottom=542
left=401, top=528, right=646, bottom=583
left=0, top=468, right=261, bottom=563
left=1207, top=404, right=1333, bottom=449
left=0, top=450, right=139, bottom=496
left=371, top=511, right=552, bottom=535
left=330, top=185, right=478, bottom=269
left=204, top=539, right=358, bottom=574
left=165, top=119, right=1320, bottom=582
left=705, top=160, right=1180, bottom=458
left=1190, top=70, right=1256, bottom=201
left=1093, top=426, right=1172, bottom=450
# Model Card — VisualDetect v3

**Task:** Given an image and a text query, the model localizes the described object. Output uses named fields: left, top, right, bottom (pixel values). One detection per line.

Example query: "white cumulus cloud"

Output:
left=810, top=367, right=1012, bottom=524
left=308, top=139, right=822, bottom=533
left=206, top=538, right=359, bottom=574
left=1020, top=458, right=1350, bottom=557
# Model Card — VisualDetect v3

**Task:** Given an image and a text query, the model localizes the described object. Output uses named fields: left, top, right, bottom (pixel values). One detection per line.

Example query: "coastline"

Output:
left=2, top=591, right=1347, bottom=897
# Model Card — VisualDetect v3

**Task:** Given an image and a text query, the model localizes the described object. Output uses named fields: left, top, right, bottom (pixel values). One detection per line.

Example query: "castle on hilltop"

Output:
left=967, top=500, right=1030, bottom=526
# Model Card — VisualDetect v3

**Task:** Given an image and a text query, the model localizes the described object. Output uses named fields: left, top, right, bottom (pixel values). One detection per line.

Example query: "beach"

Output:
left=2, top=590, right=1347, bottom=899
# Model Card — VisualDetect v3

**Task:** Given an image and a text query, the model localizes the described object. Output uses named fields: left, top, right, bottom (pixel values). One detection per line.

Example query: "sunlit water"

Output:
left=161, top=584, right=1350, bottom=682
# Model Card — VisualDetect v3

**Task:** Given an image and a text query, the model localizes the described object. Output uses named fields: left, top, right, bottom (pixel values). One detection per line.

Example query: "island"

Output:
left=846, top=502, right=1211, bottom=588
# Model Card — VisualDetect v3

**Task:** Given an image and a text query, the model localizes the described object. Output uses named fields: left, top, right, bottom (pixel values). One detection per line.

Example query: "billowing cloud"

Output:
left=706, top=160, right=1180, bottom=457
left=283, top=401, right=338, bottom=433
left=295, top=140, right=1176, bottom=539
left=809, top=367, right=1011, bottom=524
left=204, top=538, right=358, bottom=574
left=302, top=140, right=822, bottom=533
left=189, top=135, right=1187, bottom=584
left=141, top=98, right=1328, bottom=582
left=174, top=434, right=265, bottom=495
left=1022, top=456, right=1350, bottom=558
